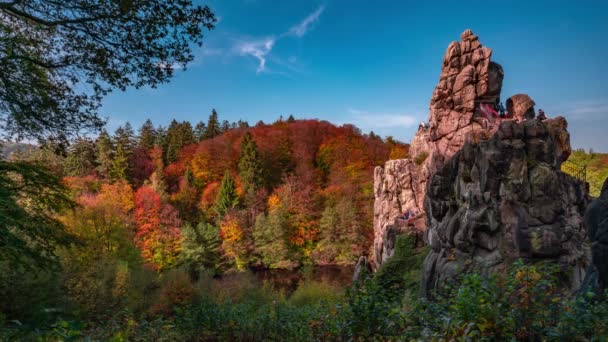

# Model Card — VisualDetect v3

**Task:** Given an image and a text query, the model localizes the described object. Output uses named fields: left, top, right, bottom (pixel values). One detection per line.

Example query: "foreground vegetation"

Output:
left=2, top=236, right=607, bottom=341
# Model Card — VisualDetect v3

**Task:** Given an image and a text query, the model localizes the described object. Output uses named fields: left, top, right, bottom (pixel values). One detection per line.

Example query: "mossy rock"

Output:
left=373, top=234, right=429, bottom=301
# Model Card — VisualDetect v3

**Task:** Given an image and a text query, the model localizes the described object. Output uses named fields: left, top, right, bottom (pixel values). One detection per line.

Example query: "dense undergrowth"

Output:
left=2, top=235, right=607, bottom=341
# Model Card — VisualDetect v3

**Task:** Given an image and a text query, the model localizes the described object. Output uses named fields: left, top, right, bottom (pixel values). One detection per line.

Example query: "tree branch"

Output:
left=1, top=6, right=112, bottom=27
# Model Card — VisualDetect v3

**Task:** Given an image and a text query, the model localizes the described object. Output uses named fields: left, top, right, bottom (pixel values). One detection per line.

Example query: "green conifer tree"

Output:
left=110, top=142, right=129, bottom=181
left=238, top=132, right=265, bottom=195
left=154, top=125, right=167, bottom=148
left=119, top=122, right=136, bottom=152
left=194, top=121, right=206, bottom=141
left=213, top=172, right=239, bottom=219
left=203, top=109, right=221, bottom=139
left=180, top=121, right=195, bottom=146
left=138, top=119, right=156, bottom=150
left=181, top=222, right=222, bottom=274
left=221, top=120, right=230, bottom=132
left=96, top=129, right=113, bottom=179
left=64, top=138, right=97, bottom=176
left=165, top=119, right=181, bottom=164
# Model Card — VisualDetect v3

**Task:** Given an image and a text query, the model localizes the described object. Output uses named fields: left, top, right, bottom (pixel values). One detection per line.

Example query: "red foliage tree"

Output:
left=131, top=147, right=154, bottom=186
left=133, top=185, right=182, bottom=270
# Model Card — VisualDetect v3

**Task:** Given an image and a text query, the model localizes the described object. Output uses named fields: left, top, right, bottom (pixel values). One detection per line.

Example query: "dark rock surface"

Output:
left=581, top=178, right=608, bottom=294
left=420, top=118, right=590, bottom=297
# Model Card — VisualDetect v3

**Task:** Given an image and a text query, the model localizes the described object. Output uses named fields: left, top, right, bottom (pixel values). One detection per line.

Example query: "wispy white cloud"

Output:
left=232, top=5, right=325, bottom=74
left=289, top=5, right=325, bottom=37
left=346, top=107, right=419, bottom=128
left=236, top=37, right=276, bottom=73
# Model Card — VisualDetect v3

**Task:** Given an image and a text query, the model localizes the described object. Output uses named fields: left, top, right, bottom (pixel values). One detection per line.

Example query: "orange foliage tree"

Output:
left=219, top=214, right=249, bottom=269
left=134, top=185, right=182, bottom=270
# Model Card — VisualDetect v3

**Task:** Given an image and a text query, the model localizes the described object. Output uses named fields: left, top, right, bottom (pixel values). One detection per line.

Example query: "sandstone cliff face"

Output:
left=421, top=118, right=589, bottom=297
left=372, top=30, right=590, bottom=294
left=373, top=30, right=504, bottom=267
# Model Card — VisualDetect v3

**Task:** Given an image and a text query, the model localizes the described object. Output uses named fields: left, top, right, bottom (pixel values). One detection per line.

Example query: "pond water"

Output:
left=217, top=265, right=355, bottom=294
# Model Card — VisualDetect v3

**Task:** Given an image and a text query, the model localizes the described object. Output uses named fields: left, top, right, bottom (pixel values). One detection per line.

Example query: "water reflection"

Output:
left=218, top=265, right=355, bottom=295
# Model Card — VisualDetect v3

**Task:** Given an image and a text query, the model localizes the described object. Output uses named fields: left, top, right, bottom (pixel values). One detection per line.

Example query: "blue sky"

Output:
left=102, top=0, right=608, bottom=151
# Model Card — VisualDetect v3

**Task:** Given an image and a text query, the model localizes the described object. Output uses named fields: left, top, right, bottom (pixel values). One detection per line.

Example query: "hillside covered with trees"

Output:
left=49, top=112, right=406, bottom=271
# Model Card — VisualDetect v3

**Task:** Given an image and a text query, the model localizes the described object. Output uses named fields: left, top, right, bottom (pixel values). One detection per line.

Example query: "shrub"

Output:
left=288, top=280, right=341, bottom=307
left=414, top=152, right=429, bottom=165
left=404, top=260, right=608, bottom=340
left=149, top=269, right=198, bottom=316
left=373, top=233, right=428, bottom=302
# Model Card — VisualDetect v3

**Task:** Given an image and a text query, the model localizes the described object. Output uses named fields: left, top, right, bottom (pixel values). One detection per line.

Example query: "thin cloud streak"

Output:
left=234, top=5, right=325, bottom=74
left=289, top=5, right=325, bottom=37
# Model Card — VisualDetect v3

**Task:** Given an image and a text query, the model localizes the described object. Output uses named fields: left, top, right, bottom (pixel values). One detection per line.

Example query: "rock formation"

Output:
left=507, top=94, right=536, bottom=122
left=421, top=118, right=589, bottom=297
left=372, top=30, right=590, bottom=296
left=581, top=178, right=608, bottom=294
left=373, top=29, right=505, bottom=267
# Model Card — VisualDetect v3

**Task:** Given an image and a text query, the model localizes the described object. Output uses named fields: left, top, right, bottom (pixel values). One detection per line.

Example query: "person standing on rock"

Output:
left=537, top=109, right=548, bottom=121
left=498, top=102, right=506, bottom=118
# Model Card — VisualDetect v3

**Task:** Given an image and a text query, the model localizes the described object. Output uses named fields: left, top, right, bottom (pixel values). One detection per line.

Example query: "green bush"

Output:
left=373, top=233, right=428, bottom=301
left=404, top=260, right=608, bottom=340
left=414, top=152, right=429, bottom=165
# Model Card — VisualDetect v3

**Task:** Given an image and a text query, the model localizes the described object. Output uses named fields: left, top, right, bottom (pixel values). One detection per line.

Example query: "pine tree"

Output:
left=154, top=125, right=167, bottom=150
left=181, top=222, right=222, bottom=274
left=64, top=138, right=97, bottom=176
left=110, top=142, right=129, bottom=181
left=203, top=109, right=221, bottom=139
left=238, top=132, right=265, bottom=195
left=112, top=124, right=136, bottom=181
left=237, top=120, right=250, bottom=129
left=287, top=115, right=296, bottom=123
left=120, top=122, right=137, bottom=152
left=213, top=172, right=239, bottom=219
left=165, top=119, right=181, bottom=163
left=194, top=121, right=206, bottom=141
left=96, top=129, right=114, bottom=179
left=138, top=119, right=156, bottom=150
left=166, top=120, right=195, bottom=164
left=180, top=121, right=195, bottom=146
left=220, top=120, right=230, bottom=133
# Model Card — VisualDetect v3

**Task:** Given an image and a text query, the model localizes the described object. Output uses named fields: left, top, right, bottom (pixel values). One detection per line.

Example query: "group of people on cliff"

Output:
left=400, top=209, right=417, bottom=221
left=418, top=104, right=548, bottom=132
left=481, top=101, right=548, bottom=122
